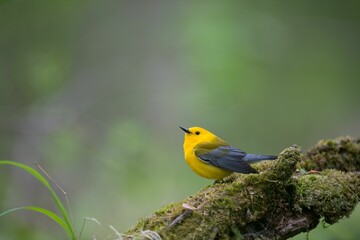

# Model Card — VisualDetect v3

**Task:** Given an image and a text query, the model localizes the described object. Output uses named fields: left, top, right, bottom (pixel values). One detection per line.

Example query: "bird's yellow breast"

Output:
left=183, top=141, right=231, bottom=180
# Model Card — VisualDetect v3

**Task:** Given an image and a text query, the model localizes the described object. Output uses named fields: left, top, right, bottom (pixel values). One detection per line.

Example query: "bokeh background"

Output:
left=1, top=1, right=360, bottom=239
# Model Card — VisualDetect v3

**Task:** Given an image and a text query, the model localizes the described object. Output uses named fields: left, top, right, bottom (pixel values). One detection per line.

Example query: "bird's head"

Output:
left=180, top=126, right=222, bottom=146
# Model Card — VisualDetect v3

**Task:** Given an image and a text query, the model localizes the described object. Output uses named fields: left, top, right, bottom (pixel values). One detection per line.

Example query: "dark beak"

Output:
left=179, top=126, right=191, bottom=134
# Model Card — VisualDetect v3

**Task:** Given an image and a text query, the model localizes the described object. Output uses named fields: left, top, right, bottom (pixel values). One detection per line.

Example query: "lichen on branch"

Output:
left=125, top=137, right=360, bottom=240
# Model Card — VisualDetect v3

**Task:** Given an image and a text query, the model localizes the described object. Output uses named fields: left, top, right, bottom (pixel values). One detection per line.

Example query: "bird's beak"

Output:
left=179, top=126, right=191, bottom=134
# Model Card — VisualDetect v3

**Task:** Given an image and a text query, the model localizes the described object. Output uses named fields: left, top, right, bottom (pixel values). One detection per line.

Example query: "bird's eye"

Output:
left=195, top=131, right=200, bottom=135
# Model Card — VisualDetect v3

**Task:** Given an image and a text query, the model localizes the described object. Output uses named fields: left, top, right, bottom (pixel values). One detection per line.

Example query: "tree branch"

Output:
left=125, top=137, right=360, bottom=240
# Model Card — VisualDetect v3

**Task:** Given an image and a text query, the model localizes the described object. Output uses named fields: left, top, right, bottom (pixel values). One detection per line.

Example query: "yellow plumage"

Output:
left=182, top=127, right=231, bottom=180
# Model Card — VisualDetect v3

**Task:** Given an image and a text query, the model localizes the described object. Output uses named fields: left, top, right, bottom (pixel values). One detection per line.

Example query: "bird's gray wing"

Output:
left=194, top=145, right=257, bottom=174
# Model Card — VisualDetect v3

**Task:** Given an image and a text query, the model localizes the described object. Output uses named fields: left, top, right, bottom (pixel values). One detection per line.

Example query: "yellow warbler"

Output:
left=180, top=126, right=277, bottom=180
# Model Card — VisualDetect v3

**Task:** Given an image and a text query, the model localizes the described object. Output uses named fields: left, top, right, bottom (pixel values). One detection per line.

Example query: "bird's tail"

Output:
left=243, top=154, right=277, bottom=163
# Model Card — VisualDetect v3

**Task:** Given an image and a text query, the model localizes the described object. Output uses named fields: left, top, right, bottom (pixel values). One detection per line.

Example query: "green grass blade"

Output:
left=0, top=206, right=71, bottom=235
left=0, top=160, right=76, bottom=239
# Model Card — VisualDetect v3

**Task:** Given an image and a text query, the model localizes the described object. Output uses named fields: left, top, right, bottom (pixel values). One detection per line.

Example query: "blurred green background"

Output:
left=1, top=1, right=360, bottom=239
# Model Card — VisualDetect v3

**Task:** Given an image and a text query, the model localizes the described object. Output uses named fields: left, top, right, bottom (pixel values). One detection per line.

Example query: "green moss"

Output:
left=154, top=202, right=179, bottom=215
left=212, top=196, right=235, bottom=208
left=295, top=170, right=360, bottom=224
left=300, top=137, right=360, bottom=171
left=224, top=180, right=245, bottom=195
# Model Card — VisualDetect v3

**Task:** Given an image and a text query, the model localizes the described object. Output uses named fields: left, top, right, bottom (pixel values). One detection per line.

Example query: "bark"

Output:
left=125, top=137, right=360, bottom=240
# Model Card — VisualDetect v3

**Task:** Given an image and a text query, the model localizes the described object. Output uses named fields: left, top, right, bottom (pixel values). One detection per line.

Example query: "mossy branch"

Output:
left=125, top=137, right=360, bottom=240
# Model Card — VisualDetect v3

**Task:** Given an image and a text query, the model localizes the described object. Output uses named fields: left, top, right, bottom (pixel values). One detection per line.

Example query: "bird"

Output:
left=180, top=126, right=277, bottom=180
